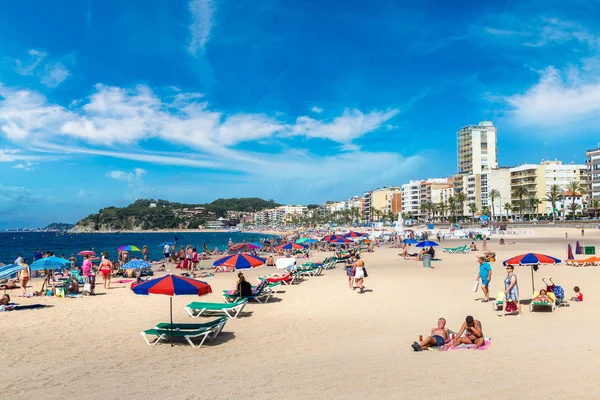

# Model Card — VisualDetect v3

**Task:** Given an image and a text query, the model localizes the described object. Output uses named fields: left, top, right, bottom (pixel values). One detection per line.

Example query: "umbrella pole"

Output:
left=531, top=265, right=535, bottom=293
left=170, top=297, right=174, bottom=347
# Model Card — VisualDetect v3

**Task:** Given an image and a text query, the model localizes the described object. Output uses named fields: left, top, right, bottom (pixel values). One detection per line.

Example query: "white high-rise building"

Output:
left=457, top=121, right=498, bottom=175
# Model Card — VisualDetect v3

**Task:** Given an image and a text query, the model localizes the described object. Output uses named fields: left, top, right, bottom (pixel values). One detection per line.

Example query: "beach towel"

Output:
left=1, top=304, right=52, bottom=312
left=428, top=339, right=492, bottom=352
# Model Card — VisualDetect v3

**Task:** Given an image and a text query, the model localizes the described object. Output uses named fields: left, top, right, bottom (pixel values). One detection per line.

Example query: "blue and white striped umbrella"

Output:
left=0, top=264, right=23, bottom=280
left=123, top=260, right=151, bottom=269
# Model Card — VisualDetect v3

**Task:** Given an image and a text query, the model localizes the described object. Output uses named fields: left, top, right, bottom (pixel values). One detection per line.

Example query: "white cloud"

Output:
left=41, top=63, right=70, bottom=88
left=504, top=65, right=600, bottom=128
left=12, top=49, right=71, bottom=88
left=289, top=108, right=399, bottom=142
left=311, top=106, right=323, bottom=113
left=12, top=161, right=37, bottom=171
left=107, top=168, right=146, bottom=183
left=188, top=0, right=215, bottom=56
left=0, top=148, right=50, bottom=162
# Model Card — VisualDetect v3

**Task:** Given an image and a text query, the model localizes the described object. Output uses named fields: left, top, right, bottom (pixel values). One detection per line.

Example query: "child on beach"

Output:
left=570, top=286, right=583, bottom=302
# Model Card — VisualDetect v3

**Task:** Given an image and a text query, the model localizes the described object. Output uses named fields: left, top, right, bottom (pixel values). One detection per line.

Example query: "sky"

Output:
left=1, top=0, right=600, bottom=228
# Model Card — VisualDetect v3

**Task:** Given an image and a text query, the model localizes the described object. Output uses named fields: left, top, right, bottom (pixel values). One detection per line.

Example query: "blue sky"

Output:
left=1, top=0, right=600, bottom=228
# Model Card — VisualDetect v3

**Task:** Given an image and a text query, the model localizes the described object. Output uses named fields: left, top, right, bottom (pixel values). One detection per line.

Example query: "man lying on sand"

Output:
left=412, top=318, right=449, bottom=351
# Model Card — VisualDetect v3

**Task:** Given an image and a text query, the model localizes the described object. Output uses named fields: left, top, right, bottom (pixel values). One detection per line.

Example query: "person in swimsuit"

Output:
left=533, top=289, right=551, bottom=303
left=452, top=315, right=484, bottom=348
left=99, top=256, right=113, bottom=289
left=476, top=256, right=492, bottom=302
left=412, top=317, right=449, bottom=351
left=353, top=255, right=366, bottom=293
left=142, top=245, right=148, bottom=262
left=19, top=262, right=30, bottom=296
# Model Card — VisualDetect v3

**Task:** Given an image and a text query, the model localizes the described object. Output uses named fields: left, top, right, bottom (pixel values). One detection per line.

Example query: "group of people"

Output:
left=344, top=253, right=367, bottom=293
left=412, top=316, right=485, bottom=351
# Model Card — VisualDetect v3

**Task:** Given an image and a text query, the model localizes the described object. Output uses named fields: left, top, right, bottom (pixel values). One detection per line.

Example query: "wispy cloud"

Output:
left=107, top=167, right=146, bottom=183
left=188, top=0, right=215, bottom=56
left=12, top=49, right=71, bottom=88
left=12, top=161, right=38, bottom=171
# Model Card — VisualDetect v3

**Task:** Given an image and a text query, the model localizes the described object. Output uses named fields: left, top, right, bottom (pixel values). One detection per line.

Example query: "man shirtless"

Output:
left=452, top=315, right=484, bottom=348
left=412, top=318, right=449, bottom=351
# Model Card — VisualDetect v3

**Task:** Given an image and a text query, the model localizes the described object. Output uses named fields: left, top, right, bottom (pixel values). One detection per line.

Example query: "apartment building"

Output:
left=585, top=147, right=600, bottom=201
left=364, top=187, right=401, bottom=221
left=509, top=160, right=587, bottom=215
left=457, top=121, right=498, bottom=175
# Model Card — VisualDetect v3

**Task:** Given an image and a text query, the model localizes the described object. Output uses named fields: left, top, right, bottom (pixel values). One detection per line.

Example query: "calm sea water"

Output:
left=0, top=231, right=278, bottom=265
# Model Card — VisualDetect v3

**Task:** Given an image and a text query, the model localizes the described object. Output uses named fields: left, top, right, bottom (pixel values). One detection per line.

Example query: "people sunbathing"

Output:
left=452, top=315, right=484, bottom=348
left=412, top=318, right=449, bottom=351
left=533, top=289, right=551, bottom=303
left=470, top=242, right=478, bottom=251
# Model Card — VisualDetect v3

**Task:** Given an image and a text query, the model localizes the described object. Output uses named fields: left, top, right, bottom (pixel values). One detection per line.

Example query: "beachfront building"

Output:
left=456, top=121, right=498, bottom=175
left=364, top=187, right=401, bottom=221
left=509, top=160, right=587, bottom=216
left=401, top=178, right=452, bottom=219
left=557, top=190, right=586, bottom=218
left=401, top=181, right=420, bottom=218
left=488, top=168, right=511, bottom=218
left=585, top=147, right=600, bottom=201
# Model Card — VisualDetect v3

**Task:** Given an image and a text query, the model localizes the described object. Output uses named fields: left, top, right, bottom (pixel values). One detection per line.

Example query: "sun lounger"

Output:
left=141, top=326, right=217, bottom=348
left=442, top=245, right=469, bottom=254
left=492, top=291, right=520, bottom=311
left=185, top=299, right=248, bottom=319
left=566, top=257, right=598, bottom=267
left=222, top=280, right=280, bottom=303
left=529, top=292, right=556, bottom=312
left=155, top=316, right=227, bottom=336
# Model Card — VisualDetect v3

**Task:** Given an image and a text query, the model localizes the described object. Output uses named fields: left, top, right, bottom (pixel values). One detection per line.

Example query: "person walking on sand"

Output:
left=99, top=255, right=113, bottom=290
left=345, top=256, right=356, bottom=290
left=476, top=256, right=492, bottom=302
left=18, top=261, right=30, bottom=296
left=499, top=265, right=521, bottom=317
left=353, top=255, right=366, bottom=293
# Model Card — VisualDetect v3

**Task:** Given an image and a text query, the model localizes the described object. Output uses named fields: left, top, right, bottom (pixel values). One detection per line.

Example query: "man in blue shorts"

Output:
left=477, top=256, right=492, bottom=302
left=412, top=318, right=449, bottom=351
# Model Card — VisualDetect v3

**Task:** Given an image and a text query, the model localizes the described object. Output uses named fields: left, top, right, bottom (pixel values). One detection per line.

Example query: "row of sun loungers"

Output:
left=565, top=257, right=600, bottom=267
left=442, top=245, right=471, bottom=254
left=142, top=260, right=331, bottom=348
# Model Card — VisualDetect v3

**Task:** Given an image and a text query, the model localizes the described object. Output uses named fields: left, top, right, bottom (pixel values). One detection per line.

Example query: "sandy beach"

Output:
left=3, top=227, right=599, bottom=399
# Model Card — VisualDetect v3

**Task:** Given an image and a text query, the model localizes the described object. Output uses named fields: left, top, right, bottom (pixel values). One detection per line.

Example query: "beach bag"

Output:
left=506, top=301, right=517, bottom=313
left=472, top=281, right=479, bottom=292
left=363, top=267, right=368, bottom=278
left=83, top=283, right=91, bottom=293
left=56, top=287, right=66, bottom=298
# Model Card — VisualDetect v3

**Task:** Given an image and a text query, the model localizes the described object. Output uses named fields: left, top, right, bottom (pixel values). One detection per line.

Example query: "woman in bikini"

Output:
left=19, top=261, right=30, bottom=296
left=99, top=256, right=113, bottom=289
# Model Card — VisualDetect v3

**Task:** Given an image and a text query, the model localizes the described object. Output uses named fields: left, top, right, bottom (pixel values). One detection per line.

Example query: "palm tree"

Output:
left=489, top=189, right=501, bottom=221
left=373, top=209, right=382, bottom=222
left=456, top=192, right=467, bottom=220
left=544, top=184, right=562, bottom=223
left=591, top=199, right=600, bottom=219
left=437, top=201, right=448, bottom=222
left=567, top=202, right=581, bottom=219
left=420, top=200, right=435, bottom=222
left=513, top=186, right=529, bottom=221
left=468, top=203, right=478, bottom=223
left=565, top=181, right=585, bottom=221
left=504, top=202, right=513, bottom=221
left=447, top=196, right=457, bottom=223
left=528, top=196, right=541, bottom=220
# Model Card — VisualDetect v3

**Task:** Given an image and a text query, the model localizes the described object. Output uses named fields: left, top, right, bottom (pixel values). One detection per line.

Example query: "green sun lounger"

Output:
left=185, top=299, right=248, bottom=319
left=141, top=326, right=215, bottom=348
left=155, top=316, right=227, bottom=331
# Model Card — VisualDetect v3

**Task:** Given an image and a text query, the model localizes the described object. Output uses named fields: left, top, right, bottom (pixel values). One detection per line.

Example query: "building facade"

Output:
left=364, top=187, right=401, bottom=221
left=456, top=121, right=498, bottom=175
left=585, top=147, right=600, bottom=201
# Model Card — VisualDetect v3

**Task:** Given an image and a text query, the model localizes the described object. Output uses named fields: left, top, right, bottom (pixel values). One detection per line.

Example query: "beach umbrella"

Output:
left=118, top=245, right=141, bottom=252
left=296, top=237, right=309, bottom=243
left=404, top=238, right=418, bottom=244
left=415, top=241, right=439, bottom=247
left=78, top=250, right=96, bottom=256
left=567, top=244, right=574, bottom=260
left=132, top=275, right=212, bottom=346
left=122, top=260, right=151, bottom=269
left=342, top=231, right=367, bottom=238
left=229, top=243, right=247, bottom=252
left=245, top=243, right=261, bottom=250
left=0, top=264, right=23, bottom=280
left=321, top=234, right=344, bottom=242
left=503, top=253, right=561, bottom=292
left=213, top=253, right=265, bottom=269
left=301, top=238, right=318, bottom=244
left=575, top=241, right=582, bottom=255
left=276, top=242, right=306, bottom=251
left=30, top=256, right=71, bottom=271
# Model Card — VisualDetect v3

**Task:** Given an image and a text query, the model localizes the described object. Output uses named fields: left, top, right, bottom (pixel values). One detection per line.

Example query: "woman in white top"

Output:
left=353, top=255, right=366, bottom=294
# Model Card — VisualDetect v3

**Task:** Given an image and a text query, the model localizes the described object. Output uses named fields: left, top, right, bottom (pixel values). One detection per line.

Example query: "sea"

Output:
left=0, top=231, right=279, bottom=265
